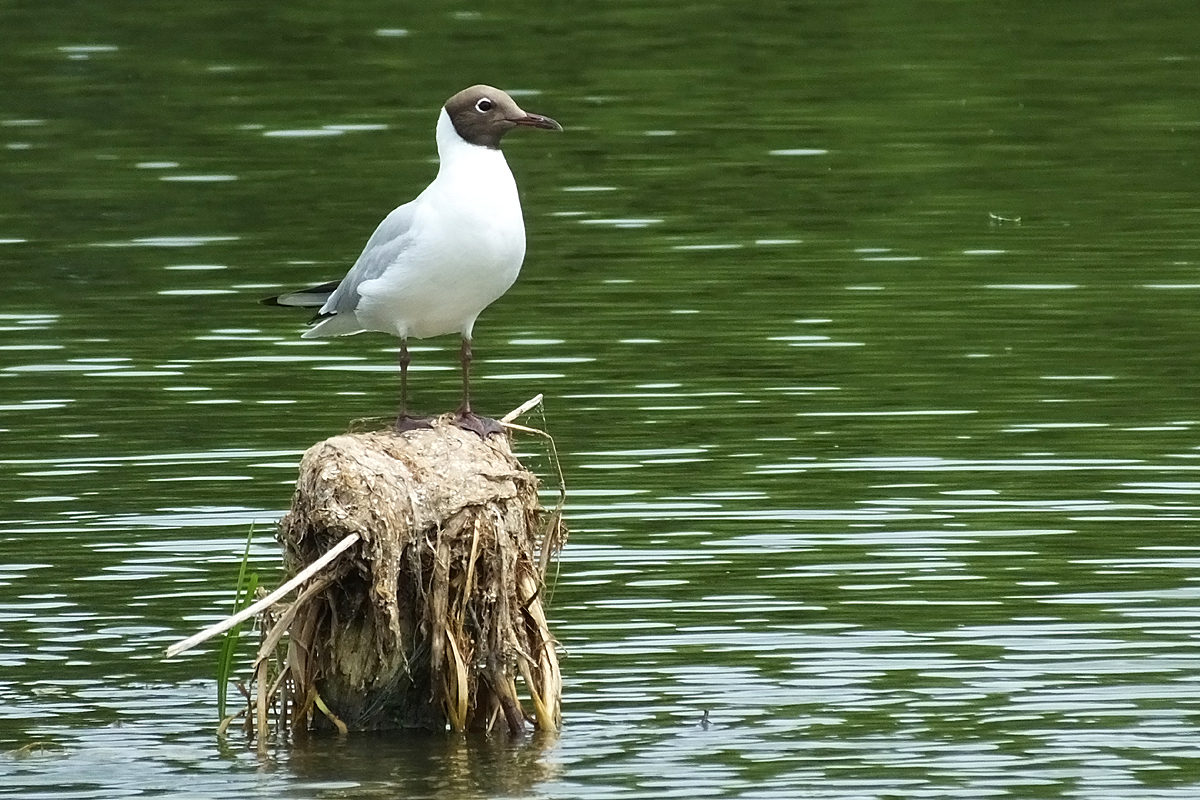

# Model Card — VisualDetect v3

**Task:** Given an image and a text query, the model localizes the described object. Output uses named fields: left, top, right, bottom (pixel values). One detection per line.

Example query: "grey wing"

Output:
left=317, top=201, right=419, bottom=318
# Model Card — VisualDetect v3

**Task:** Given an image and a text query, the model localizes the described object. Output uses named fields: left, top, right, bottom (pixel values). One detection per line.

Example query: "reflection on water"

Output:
left=4, top=0, right=1200, bottom=797
left=6, top=423, right=1199, bottom=795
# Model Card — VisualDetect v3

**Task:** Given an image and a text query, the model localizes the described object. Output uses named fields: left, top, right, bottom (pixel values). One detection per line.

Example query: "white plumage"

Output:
left=267, top=85, right=561, bottom=436
left=304, top=109, right=527, bottom=342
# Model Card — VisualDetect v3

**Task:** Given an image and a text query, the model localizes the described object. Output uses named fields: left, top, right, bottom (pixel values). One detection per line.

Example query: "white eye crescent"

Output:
left=474, top=98, right=494, bottom=113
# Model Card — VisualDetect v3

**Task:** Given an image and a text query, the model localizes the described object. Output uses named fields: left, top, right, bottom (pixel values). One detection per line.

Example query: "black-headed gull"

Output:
left=267, top=85, right=561, bottom=436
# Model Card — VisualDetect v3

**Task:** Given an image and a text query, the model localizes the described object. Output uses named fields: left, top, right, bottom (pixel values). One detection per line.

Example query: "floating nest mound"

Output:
left=266, top=416, right=564, bottom=735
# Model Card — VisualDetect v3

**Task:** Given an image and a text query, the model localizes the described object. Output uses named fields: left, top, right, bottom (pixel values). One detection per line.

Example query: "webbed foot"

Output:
left=395, top=414, right=435, bottom=433
left=453, top=411, right=505, bottom=438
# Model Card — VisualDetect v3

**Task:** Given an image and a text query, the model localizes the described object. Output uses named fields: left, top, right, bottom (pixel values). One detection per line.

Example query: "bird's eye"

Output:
left=475, top=98, right=494, bottom=113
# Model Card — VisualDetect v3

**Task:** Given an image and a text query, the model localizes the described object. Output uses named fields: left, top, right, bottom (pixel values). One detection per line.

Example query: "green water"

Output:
left=2, top=1, right=1200, bottom=797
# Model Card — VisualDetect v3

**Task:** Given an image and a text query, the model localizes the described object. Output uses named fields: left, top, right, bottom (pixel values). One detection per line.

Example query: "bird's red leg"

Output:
left=395, top=338, right=432, bottom=432
left=453, top=336, right=503, bottom=437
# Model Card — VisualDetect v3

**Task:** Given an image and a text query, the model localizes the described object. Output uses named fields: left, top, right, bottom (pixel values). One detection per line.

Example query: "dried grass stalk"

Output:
left=266, top=415, right=564, bottom=734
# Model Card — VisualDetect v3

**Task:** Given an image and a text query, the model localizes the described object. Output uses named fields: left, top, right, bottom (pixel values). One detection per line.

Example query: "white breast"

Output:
left=354, top=111, right=527, bottom=340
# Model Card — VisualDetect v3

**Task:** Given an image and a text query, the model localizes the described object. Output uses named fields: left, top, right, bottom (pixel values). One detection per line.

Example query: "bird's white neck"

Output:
left=436, top=108, right=496, bottom=163
left=432, top=107, right=517, bottom=204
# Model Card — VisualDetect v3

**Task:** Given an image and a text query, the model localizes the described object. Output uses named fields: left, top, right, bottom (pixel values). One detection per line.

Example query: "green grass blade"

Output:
left=217, top=525, right=259, bottom=721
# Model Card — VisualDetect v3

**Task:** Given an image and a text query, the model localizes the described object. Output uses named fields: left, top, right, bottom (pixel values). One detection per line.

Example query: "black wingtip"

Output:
left=259, top=280, right=341, bottom=309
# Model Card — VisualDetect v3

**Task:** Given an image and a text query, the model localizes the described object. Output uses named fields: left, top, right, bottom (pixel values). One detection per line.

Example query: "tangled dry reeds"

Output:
left=196, top=413, right=565, bottom=744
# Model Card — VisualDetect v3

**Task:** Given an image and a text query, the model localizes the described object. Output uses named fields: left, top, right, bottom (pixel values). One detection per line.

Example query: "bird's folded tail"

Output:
left=263, top=279, right=365, bottom=337
left=259, top=280, right=341, bottom=308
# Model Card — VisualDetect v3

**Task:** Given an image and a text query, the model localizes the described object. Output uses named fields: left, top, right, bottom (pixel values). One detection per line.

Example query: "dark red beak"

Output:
left=512, top=113, right=563, bottom=132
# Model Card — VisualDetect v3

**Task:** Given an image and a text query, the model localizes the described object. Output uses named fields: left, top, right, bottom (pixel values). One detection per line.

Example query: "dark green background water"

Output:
left=2, top=1, right=1199, bottom=797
